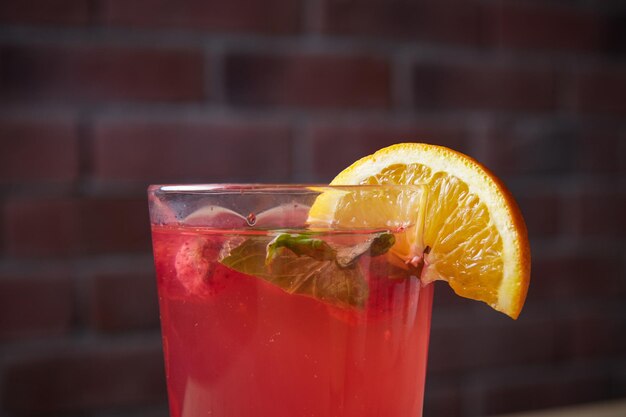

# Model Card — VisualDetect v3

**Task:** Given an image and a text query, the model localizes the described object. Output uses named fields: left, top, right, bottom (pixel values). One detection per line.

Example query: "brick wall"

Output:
left=1, top=1, right=625, bottom=416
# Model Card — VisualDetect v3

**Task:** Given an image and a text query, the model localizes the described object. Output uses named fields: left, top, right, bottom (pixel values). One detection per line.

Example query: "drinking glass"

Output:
left=148, top=184, right=433, bottom=417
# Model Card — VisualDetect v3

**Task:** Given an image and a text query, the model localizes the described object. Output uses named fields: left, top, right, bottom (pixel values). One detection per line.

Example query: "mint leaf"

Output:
left=370, top=232, right=396, bottom=256
left=266, top=233, right=336, bottom=264
left=335, top=232, right=395, bottom=267
left=219, top=231, right=396, bottom=309
left=219, top=238, right=267, bottom=276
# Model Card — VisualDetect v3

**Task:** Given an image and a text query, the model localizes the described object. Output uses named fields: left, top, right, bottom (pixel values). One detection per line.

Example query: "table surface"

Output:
left=491, top=399, right=626, bottom=417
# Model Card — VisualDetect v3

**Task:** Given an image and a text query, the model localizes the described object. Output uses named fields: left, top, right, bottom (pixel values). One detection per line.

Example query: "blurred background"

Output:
left=1, top=0, right=625, bottom=416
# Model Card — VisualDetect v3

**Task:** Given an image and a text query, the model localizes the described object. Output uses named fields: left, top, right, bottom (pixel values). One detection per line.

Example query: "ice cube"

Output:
left=175, top=237, right=211, bottom=295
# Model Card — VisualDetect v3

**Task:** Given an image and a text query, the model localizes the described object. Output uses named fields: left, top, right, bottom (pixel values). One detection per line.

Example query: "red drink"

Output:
left=149, top=185, right=433, bottom=417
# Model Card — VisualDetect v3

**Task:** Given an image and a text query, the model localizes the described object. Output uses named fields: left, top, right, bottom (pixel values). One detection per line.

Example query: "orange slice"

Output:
left=309, top=143, right=530, bottom=319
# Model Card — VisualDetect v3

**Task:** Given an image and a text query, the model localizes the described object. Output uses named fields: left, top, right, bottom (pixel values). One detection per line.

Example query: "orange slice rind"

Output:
left=309, top=143, right=530, bottom=319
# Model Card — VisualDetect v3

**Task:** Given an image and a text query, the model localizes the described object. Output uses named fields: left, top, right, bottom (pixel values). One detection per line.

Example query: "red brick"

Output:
left=413, top=62, right=557, bottom=112
left=78, top=199, right=152, bottom=254
left=0, top=117, right=79, bottom=183
left=432, top=281, right=475, bottom=310
left=516, top=192, right=560, bottom=238
left=617, top=365, right=626, bottom=396
left=89, top=272, right=159, bottom=333
left=428, top=316, right=555, bottom=374
left=93, top=118, right=292, bottom=183
left=577, top=129, right=623, bottom=174
left=575, top=68, right=626, bottom=115
left=321, top=0, right=481, bottom=45
left=423, top=379, right=461, bottom=417
left=487, top=123, right=624, bottom=176
left=556, top=307, right=626, bottom=360
left=484, top=122, right=578, bottom=176
left=310, top=123, right=468, bottom=180
left=607, top=13, right=626, bottom=56
left=572, top=190, right=626, bottom=238
left=0, top=274, right=73, bottom=341
left=3, top=199, right=75, bottom=257
left=3, top=197, right=151, bottom=257
left=486, top=3, right=606, bottom=52
left=474, top=369, right=614, bottom=415
left=531, top=254, right=624, bottom=300
left=0, top=44, right=205, bottom=102
left=0, top=0, right=90, bottom=26
left=225, top=53, right=390, bottom=109
left=102, top=0, right=300, bottom=34
left=2, top=343, right=166, bottom=413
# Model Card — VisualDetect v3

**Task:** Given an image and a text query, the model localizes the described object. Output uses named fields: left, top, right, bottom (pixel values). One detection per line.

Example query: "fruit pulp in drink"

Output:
left=152, top=224, right=433, bottom=417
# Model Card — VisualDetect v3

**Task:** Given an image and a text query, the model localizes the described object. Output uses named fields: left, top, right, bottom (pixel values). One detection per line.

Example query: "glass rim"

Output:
left=148, top=183, right=426, bottom=195
left=148, top=183, right=428, bottom=231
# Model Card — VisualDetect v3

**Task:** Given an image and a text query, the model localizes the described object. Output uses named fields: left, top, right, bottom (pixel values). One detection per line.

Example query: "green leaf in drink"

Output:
left=335, top=232, right=395, bottom=267
left=266, top=233, right=336, bottom=264
left=220, top=231, right=396, bottom=309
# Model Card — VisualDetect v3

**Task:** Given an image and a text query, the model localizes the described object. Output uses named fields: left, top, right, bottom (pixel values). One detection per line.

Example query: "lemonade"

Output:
left=149, top=143, right=530, bottom=417
left=152, top=225, right=433, bottom=417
